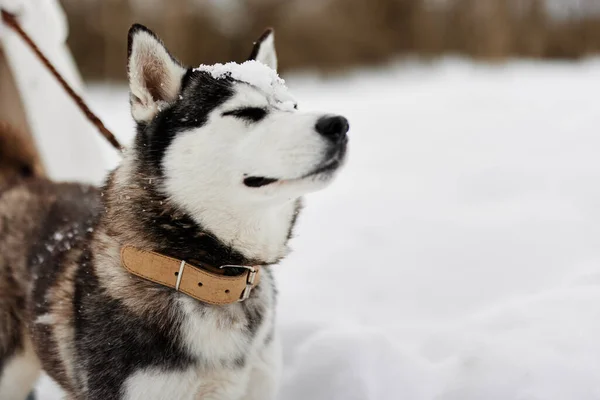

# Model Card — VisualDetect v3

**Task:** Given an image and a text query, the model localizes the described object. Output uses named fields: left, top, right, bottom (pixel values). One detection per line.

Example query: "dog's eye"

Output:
left=222, top=107, right=267, bottom=122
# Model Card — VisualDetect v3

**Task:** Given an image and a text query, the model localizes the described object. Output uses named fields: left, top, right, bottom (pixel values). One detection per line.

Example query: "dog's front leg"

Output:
left=242, top=335, right=282, bottom=400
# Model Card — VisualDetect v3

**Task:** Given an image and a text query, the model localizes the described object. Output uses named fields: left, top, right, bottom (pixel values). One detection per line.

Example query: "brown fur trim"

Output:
left=0, top=122, right=44, bottom=189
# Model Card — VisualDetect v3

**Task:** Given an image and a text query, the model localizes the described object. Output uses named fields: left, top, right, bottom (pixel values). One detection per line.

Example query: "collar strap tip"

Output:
left=221, top=265, right=259, bottom=302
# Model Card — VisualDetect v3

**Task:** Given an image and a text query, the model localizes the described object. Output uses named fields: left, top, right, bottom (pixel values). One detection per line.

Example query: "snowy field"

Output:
left=37, top=59, right=600, bottom=399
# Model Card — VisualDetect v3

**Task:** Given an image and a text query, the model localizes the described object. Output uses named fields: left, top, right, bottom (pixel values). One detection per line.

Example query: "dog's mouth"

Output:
left=243, top=177, right=279, bottom=188
left=243, top=144, right=347, bottom=188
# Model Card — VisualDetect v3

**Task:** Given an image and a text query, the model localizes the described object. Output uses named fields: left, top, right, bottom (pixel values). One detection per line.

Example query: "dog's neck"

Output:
left=101, top=155, right=300, bottom=268
left=187, top=199, right=299, bottom=264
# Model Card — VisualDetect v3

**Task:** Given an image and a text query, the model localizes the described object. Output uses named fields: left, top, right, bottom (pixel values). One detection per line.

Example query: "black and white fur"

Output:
left=0, top=24, right=348, bottom=400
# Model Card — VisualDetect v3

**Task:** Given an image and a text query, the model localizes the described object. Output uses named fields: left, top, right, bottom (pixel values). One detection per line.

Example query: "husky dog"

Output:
left=0, top=24, right=348, bottom=400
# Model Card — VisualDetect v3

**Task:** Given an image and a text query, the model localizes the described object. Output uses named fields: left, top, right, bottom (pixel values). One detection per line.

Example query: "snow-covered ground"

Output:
left=37, top=59, right=600, bottom=399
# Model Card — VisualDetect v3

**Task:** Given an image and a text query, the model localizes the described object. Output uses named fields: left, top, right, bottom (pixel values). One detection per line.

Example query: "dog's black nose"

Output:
left=315, top=115, right=349, bottom=142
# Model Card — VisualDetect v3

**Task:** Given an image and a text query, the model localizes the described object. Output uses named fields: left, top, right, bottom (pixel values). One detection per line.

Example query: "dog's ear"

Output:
left=248, top=28, right=278, bottom=71
left=127, top=24, right=186, bottom=123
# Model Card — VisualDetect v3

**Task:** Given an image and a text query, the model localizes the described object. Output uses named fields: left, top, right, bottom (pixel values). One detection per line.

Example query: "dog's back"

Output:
left=0, top=175, right=99, bottom=399
left=0, top=122, right=45, bottom=191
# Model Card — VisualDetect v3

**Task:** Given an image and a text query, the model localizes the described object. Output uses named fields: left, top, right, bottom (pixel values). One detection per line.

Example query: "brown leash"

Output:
left=1, top=9, right=123, bottom=152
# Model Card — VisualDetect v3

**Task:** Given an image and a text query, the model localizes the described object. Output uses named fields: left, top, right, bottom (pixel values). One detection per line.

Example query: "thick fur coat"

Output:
left=0, top=25, right=348, bottom=400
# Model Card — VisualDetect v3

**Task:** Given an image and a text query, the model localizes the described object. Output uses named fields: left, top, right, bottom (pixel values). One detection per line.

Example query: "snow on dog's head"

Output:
left=193, top=61, right=295, bottom=113
left=126, top=24, right=349, bottom=214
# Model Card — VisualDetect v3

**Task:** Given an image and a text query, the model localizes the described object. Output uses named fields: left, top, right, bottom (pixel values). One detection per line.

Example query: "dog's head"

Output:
left=126, top=25, right=348, bottom=215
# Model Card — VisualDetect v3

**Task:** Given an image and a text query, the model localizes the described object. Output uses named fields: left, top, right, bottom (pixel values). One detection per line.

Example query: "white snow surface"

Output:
left=194, top=60, right=296, bottom=111
left=37, top=58, right=600, bottom=399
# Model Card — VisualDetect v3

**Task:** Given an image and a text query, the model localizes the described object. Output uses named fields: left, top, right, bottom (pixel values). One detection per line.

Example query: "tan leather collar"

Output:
left=121, top=246, right=261, bottom=305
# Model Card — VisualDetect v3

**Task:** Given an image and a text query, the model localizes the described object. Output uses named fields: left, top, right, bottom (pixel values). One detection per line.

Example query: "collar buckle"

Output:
left=220, top=265, right=258, bottom=302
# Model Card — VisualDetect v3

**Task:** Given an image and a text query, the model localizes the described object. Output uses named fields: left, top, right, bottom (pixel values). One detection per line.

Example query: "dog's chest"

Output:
left=177, top=270, right=274, bottom=361
left=123, top=367, right=250, bottom=400
left=177, top=298, right=254, bottom=364
left=122, top=288, right=275, bottom=400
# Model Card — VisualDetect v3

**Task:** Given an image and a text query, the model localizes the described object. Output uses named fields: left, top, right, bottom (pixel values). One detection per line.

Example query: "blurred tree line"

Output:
left=59, top=0, right=600, bottom=81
